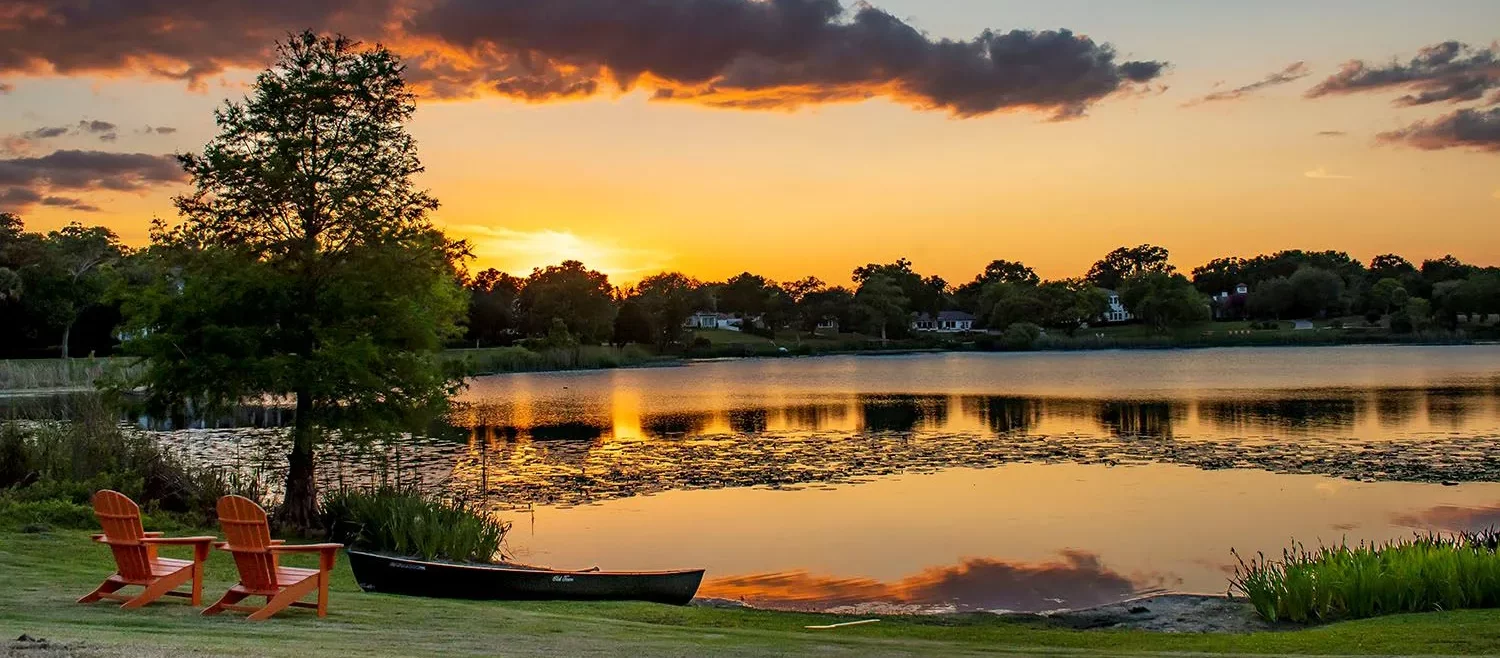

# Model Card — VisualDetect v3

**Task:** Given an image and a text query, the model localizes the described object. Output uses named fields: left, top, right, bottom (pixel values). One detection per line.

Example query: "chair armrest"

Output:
left=143, top=531, right=165, bottom=537
left=269, top=543, right=344, bottom=553
left=141, top=536, right=217, bottom=545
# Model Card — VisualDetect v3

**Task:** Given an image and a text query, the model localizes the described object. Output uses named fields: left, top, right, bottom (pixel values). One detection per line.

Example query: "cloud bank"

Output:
left=0, top=150, right=187, bottom=213
left=1306, top=41, right=1500, bottom=106
left=1185, top=61, right=1308, bottom=106
left=0, top=0, right=1165, bottom=118
left=1378, top=107, right=1500, bottom=152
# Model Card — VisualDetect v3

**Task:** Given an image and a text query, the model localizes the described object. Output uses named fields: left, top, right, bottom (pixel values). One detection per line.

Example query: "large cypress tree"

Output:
left=119, top=32, right=467, bottom=530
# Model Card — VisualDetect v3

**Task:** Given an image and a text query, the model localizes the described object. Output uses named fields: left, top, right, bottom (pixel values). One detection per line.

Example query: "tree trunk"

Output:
left=275, top=389, right=321, bottom=533
left=60, top=321, right=72, bottom=359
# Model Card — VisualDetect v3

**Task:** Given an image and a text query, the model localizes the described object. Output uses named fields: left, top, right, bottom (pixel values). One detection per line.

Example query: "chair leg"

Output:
left=246, top=578, right=317, bottom=622
left=190, top=560, right=204, bottom=606
left=202, top=588, right=249, bottom=616
left=317, top=572, right=330, bottom=618
left=121, top=568, right=191, bottom=610
left=77, top=577, right=125, bottom=604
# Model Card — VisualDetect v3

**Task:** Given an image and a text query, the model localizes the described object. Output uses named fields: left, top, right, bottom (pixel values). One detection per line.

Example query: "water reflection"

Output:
left=699, top=551, right=1160, bottom=613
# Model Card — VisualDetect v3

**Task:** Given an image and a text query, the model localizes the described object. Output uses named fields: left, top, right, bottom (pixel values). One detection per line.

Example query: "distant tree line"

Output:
left=5, top=215, right=1500, bottom=359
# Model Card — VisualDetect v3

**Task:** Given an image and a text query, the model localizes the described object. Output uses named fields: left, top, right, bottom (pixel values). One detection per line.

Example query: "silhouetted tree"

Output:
left=119, top=32, right=467, bottom=530
left=1119, top=272, right=1208, bottom=331
left=632, top=272, right=705, bottom=349
left=516, top=260, right=616, bottom=343
left=1087, top=244, right=1173, bottom=290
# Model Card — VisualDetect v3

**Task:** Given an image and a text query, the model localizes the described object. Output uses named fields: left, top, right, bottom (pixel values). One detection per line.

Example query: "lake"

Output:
left=103, top=346, right=1500, bottom=612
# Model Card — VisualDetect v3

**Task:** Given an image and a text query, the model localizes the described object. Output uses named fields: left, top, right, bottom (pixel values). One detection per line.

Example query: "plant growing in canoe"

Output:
left=1231, top=530, right=1500, bottom=623
left=323, top=488, right=509, bottom=563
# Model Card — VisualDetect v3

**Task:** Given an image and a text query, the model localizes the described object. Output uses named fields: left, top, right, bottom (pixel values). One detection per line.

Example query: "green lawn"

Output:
left=692, top=329, right=775, bottom=345
left=4, top=529, right=1500, bottom=656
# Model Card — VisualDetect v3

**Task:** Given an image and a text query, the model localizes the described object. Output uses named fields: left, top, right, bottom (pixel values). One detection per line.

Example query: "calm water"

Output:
left=103, top=346, right=1500, bottom=611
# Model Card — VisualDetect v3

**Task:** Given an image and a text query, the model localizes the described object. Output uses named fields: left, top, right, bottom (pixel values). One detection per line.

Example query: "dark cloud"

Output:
left=406, top=1, right=1166, bottom=118
left=21, top=126, right=71, bottom=140
left=1378, top=107, right=1500, bottom=153
left=0, top=1, right=399, bottom=84
left=0, top=150, right=187, bottom=213
left=1316, top=130, right=1347, bottom=136
left=1306, top=41, right=1500, bottom=106
left=699, top=551, right=1163, bottom=612
left=0, top=0, right=1164, bottom=118
left=40, top=196, right=101, bottom=212
left=1184, top=61, right=1309, bottom=106
left=78, top=120, right=117, bottom=134
left=142, top=126, right=179, bottom=135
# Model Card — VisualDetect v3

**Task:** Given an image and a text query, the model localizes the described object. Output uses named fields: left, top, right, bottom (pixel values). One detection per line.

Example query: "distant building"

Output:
left=685, top=311, right=720, bottom=329
left=1212, top=283, right=1250, bottom=320
left=815, top=316, right=840, bottom=333
left=1099, top=289, right=1133, bottom=323
left=911, top=310, right=976, bottom=333
left=685, top=311, right=745, bottom=332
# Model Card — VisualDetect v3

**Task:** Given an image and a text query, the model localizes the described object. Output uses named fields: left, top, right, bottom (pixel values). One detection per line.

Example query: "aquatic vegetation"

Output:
left=0, top=399, right=266, bottom=527
left=1230, top=531, right=1500, bottom=623
left=323, top=487, right=509, bottom=563
left=448, top=345, right=670, bottom=375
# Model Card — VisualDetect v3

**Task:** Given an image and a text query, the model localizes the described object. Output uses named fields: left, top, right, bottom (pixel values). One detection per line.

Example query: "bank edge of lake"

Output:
left=0, top=334, right=1487, bottom=394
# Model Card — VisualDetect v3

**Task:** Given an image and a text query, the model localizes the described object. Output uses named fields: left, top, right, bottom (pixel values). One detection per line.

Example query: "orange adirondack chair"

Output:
left=202, top=495, right=343, bottom=620
left=78, top=490, right=216, bottom=609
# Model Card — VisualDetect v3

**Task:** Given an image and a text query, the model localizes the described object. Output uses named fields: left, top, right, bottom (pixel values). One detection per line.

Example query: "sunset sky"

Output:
left=2, top=0, right=1498, bottom=285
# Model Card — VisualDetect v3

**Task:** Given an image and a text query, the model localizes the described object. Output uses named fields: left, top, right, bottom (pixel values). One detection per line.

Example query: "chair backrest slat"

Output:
left=92, top=490, right=152, bottom=581
left=216, top=495, right=279, bottom=589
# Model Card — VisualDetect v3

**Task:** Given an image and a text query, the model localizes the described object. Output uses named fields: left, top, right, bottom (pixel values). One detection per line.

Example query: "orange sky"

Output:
left=3, top=1, right=1498, bottom=286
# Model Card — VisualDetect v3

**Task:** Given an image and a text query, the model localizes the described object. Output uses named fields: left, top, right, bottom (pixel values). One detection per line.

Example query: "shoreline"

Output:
left=1, top=339, right=1493, bottom=394
left=695, top=593, right=1272, bottom=634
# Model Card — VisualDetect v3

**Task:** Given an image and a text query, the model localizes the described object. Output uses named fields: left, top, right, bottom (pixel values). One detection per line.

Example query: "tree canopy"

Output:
left=117, top=32, right=467, bottom=530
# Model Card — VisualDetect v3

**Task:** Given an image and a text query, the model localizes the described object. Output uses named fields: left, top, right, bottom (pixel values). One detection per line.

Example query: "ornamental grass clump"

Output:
left=323, top=487, right=509, bottom=564
left=1231, top=530, right=1500, bottom=623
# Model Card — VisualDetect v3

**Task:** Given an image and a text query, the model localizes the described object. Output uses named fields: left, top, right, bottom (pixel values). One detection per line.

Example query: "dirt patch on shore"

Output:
left=1031, top=594, right=1273, bottom=633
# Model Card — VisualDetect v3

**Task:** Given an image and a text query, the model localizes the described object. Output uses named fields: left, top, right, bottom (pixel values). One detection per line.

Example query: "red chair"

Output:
left=202, top=495, right=342, bottom=620
left=78, top=490, right=216, bottom=608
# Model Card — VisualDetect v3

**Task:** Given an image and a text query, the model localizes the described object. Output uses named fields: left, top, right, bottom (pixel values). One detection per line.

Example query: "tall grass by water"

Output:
left=0, top=398, right=264, bottom=528
left=0, top=357, right=137, bottom=391
left=1231, top=532, right=1500, bottom=623
left=323, top=487, right=509, bottom=563
left=448, top=345, right=672, bottom=376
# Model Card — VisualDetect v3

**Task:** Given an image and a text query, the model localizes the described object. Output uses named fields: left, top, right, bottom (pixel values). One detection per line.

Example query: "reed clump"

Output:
left=0, top=398, right=265, bottom=528
left=323, top=487, right=509, bottom=563
left=1231, top=531, right=1500, bottom=623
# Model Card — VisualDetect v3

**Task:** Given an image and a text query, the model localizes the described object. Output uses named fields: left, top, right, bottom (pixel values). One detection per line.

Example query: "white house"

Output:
left=684, top=311, right=745, bottom=331
left=684, top=311, right=720, bottom=329
left=911, top=310, right=976, bottom=333
left=1099, top=289, right=1133, bottom=323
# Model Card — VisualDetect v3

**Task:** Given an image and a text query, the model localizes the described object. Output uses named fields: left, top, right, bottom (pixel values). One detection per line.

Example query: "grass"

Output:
left=1232, top=532, right=1500, bottom=624
left=444, top=344, right=674, bottom=376
left=5, top=528, right=1500, bottom=656
left=0, top=357, right=137, bottom=391
left=322, top=487, right=508, bottom=563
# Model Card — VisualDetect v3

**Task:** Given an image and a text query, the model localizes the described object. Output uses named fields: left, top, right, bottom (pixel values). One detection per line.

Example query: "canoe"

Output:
left=346, top=550, right=705, bottom=605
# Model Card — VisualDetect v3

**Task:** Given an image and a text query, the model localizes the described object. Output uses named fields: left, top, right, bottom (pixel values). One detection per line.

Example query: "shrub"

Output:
left=0, top=398, right=266, bottom=527
left=1231, top=531, right=1500, bottom=623
left=323, top=487, right=509, bottom=563
left=1001, top=323, right=1043, bottom=350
